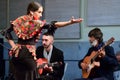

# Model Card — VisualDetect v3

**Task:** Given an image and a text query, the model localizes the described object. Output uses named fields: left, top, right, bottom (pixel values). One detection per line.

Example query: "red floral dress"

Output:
left=10, top=15, right=46, bottom=60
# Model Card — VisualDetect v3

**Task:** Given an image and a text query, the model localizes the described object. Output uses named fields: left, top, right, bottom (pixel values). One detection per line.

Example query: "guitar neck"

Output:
left=37, top=63, right=47, bottom=69
left=92, top=37, right=114, bottom=60
left=37, top=62, right=58, bottom=69
left=48, top=62, right=59, bottom=67
left=92, top=43, right=108, bottom=61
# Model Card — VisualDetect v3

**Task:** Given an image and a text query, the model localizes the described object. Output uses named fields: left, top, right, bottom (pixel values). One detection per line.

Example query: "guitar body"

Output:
left=82, top=51, right=97, bottom=78
left=36, top=58, right=48, bottom=75
left=36, top=58, right=59, bottom=75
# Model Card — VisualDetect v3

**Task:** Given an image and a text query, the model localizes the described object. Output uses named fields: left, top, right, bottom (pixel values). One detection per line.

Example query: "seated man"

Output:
left=36, top=31, right=65, bottom=80
left=78, top=28, right=118, bottom=80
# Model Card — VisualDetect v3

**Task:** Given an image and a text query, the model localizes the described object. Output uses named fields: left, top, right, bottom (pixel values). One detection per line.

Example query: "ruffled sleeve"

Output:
left=43, top=21, right=57, bottom=34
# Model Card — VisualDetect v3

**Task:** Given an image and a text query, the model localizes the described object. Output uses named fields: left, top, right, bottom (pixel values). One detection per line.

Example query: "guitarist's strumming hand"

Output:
left=93, top=61, right=100, bottom=67
left=81, top=61, right=100, bottom=70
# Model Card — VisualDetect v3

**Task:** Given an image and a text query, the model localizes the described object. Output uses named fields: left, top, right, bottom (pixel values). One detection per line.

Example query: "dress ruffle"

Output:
left=12, top=15, right=45, bottom=40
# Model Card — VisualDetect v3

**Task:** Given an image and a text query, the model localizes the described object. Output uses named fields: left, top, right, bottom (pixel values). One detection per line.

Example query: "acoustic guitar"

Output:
left=82, top=37, right=115, bottom=78
left=36, top=58, right=60, bottom=75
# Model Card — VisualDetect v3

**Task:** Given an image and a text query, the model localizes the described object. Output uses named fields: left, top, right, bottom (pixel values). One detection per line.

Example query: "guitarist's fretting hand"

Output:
left=44, top=64, right=53, bottom=72
left=98, top=49, right=106, bottom=58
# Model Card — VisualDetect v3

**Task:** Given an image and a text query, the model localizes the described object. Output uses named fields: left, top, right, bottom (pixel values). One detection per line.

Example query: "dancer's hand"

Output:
left=70, top=16, right=83, bottom=24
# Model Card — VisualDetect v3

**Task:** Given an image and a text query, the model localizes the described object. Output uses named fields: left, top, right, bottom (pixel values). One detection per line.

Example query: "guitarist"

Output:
left=78, top=28, right=118, bottom=80
left=36, top=31, right=65, bottom=80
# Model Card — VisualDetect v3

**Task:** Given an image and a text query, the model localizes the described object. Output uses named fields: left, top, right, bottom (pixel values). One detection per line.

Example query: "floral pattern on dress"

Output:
left=12, top=15, right=45, bottom=40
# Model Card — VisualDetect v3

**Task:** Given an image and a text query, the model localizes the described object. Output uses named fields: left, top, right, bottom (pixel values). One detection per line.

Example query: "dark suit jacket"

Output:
left=36, top=46, right=65, bottom=80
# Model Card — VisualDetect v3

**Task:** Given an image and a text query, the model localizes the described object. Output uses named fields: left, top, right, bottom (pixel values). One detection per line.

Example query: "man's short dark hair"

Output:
left=88, top=28, right=103, bottom=43
left=43, top=31, right=54, bottom=37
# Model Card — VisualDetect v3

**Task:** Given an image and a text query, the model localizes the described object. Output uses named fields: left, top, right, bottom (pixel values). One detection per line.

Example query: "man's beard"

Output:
left=43, top=43, right=51, bottom=49
left=91, top=40, right=97, bottom=47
